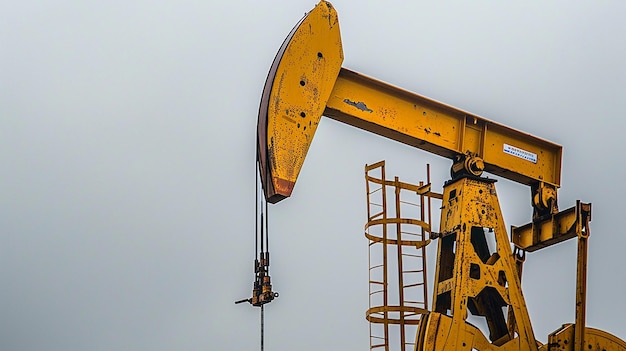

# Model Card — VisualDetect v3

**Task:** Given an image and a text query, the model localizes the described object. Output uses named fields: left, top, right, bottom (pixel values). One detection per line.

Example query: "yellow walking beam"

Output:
left=326, top=68, right=562, bottom=188
left=257, top=0, right=561, bottom=206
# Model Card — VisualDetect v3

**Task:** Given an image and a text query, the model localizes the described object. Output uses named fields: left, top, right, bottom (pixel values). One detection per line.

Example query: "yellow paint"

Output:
left=419, top=177, right=538, bottom=351
left=257, top=2, right=626, bottom=350
left=263, top=1, right=343, bottom=198
left=325, top=68, right=562, bottom=188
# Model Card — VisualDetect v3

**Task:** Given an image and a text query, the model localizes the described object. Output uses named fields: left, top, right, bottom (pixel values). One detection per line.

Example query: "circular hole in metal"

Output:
left=300, top=112, right=306, bottom=118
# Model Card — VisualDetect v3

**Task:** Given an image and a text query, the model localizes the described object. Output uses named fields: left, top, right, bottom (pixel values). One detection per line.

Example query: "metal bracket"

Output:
left=511, top=200, right=590, bottom=252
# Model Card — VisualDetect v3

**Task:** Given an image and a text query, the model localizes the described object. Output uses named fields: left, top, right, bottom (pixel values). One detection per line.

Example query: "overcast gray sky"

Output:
left=2, top=1, right=625, bottom=350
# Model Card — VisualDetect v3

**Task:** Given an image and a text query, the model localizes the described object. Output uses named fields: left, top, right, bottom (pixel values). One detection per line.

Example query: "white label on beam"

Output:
left=503, top=144, right=537, bottom=163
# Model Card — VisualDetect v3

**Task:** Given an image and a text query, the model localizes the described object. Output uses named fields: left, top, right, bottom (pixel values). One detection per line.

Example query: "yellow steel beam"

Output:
left=325, top=68, right=562, bottom=188
left=258, top=1, right=562, bottom=203
left=511, top=201, right=590, bottom=252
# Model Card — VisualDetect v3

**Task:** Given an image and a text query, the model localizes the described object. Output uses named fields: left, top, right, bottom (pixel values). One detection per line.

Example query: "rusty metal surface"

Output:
left=511, top=201, right=591, bottom=252
left=258, top=0, right=564, bottom=205
left=419, top=177, right=539, bottom=351
left=364, top=161, right=437, bottom=351
left=256, top=5, right=305, bottom=203
left=254, top=2, right=626, bottom=349
left=257, top=0, right=343, bottom=203
left=325, top=68, right=563, bottom=189
left=543, top=324, right=626, bottom=351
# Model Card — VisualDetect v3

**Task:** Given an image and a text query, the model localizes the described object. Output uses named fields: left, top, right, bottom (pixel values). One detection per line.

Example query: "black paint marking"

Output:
left=343, top=99, right=373, bottom=113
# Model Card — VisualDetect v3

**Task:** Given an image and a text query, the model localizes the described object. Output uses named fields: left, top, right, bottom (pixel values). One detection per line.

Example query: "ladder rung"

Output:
left=368, top=187, right=382, bottom=195
left=400, top=231, right=421, bottom=236
left=399, top=200, right=419, bottom=207
left=401, top=253, right=422, bottom=258
left=369, top=280, right=384, bottom=285
left=402, top=269, right=423, bottom=273
left=369, top=212, right=384, bottom=220
left=403, top=283, right=424, bottom=288
left=404, top=306, right=425, bottom=311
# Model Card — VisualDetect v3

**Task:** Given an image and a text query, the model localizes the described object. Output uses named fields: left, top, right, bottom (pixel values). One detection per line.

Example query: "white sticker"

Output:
left=503, top=144, right=537, bottom=163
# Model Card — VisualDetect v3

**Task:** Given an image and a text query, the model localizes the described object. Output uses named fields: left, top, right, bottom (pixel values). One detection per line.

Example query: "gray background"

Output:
left=2, top=1, right=625, bottom=350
